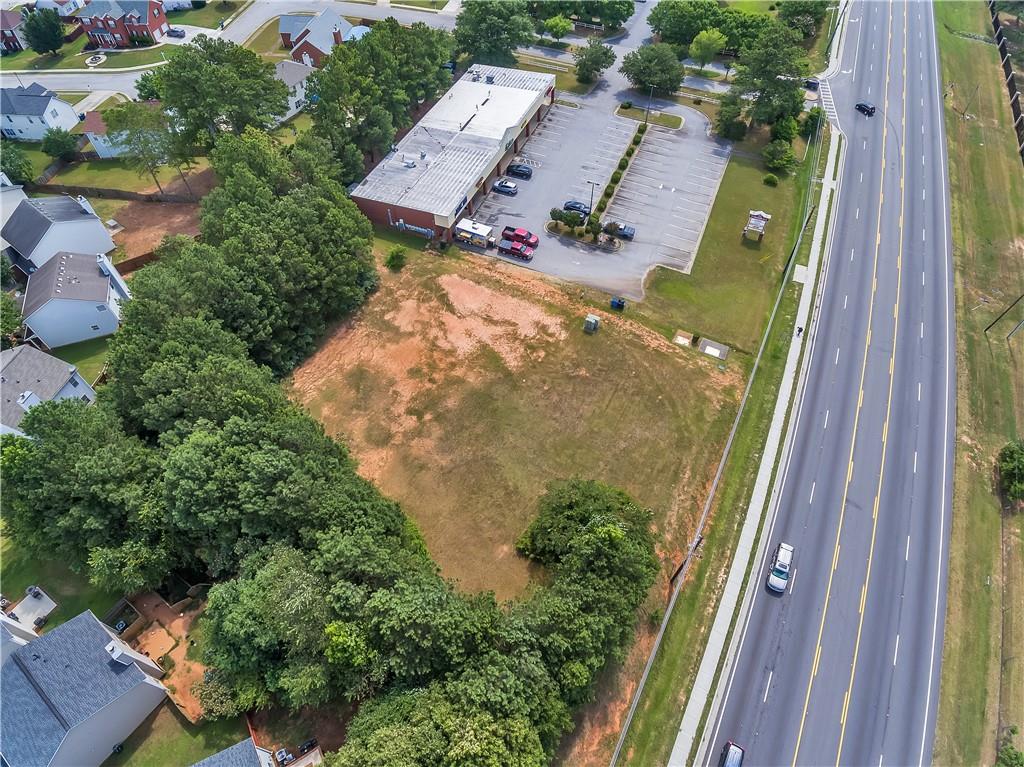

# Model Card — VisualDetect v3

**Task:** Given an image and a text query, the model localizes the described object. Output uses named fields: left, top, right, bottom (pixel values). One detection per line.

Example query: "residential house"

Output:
left=1, top=612, right=38, bottom=665
left=76, top=109, right=127, bottom=158
left=1, top=173, right=28, bottom=249
left=0, top=9, right=28, bottom=52
left=0, top=83, right=79, bottom=141
left=22, top=252, right=131, bottom=349
left=1, top=195, right=115, bottom=273
left=190, top=738, right=275, bottom=767
left=0, top=345, right=95, bottom=435
left=0, top=610, right=167, bottom=767
left=279, top=9, right=368, bottom=68
left=275, top=60, right=314, bottom=122
left=34, top=0, right=89, bottom=18
left=78, top=0, right=169, bottom=49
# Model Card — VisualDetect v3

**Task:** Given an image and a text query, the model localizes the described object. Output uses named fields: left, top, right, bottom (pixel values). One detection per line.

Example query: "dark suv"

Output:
left=506, top=163, right=533, bottom=180
left=855, top=102, right=876, bottom=117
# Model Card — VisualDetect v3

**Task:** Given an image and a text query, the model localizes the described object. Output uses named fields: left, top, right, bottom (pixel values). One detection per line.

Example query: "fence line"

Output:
left=988, top=0, right=1024, bottom=166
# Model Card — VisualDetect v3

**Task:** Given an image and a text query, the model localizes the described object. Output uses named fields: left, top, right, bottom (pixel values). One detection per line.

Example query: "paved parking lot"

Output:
left=468, top=101, right=731, bottom=299
left=604, top=123, right=732, bottom=274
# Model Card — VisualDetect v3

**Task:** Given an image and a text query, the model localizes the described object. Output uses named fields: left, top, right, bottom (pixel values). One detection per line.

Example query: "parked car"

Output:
left=604, top=222, right=635, bottom=240
left=506, top=163, right=533, bottom=179
left=563, top=200, right=591, bottom=216
left=497, top=239, right=534, bottom=261
left=803, top=77, right=820, bottom=91
left=719, top=741, right=745, bottom=767
left=766, top=542, right=794, bottom=593
left=492, top=179, right=518, bottom=196
left=298, top=739, right=319, bottom=755
left=167, top=27, right=186, bottom=38
left=501, top=226, right=539, bottom=248
left=855, top=101, right=876, bottom=116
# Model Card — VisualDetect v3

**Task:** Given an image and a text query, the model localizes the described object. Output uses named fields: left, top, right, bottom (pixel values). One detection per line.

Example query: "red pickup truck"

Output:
left=501, top=226, right=540, bottom=248
left=497, top=239, right=534, bottom=261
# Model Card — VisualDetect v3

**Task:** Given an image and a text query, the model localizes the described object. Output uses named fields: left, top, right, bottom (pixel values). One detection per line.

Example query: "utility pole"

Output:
left=586, top=179, right=598, bottom=218
left=644, top=83, right=655, bottom=125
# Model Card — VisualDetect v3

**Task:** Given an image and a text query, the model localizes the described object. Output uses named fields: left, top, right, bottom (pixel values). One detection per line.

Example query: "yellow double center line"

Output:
left=833, top=2, right=908, bottom=761
left=789, top=1, right=900, bottom=764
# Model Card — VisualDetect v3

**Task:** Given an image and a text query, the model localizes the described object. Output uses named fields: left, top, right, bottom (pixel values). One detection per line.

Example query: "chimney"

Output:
left=17, top=391, right=41, bottom=412
left=105, top=640, right=133, bottom=666
left=76, top=195, right=96, bottom=216
left=332, top=25, right=342, bottom=45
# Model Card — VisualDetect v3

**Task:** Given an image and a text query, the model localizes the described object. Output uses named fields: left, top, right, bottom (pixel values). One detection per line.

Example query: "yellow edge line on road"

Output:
left=789, top=2, right=897, bottom=764
left=833, top=2, right=909, bottom=761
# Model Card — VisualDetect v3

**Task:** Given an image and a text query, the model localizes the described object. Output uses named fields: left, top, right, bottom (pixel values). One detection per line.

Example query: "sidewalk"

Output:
left=668, top=127, right=844, bottom=767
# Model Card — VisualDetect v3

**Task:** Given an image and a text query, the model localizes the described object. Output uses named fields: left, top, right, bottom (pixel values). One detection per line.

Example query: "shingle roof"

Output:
left=0, top=611, right=154, bottom=767
left=291, top=8, right=351, bottom=55
left=278, top=13, right=309, bottom=39
left=0, top=82, right=56, bottom=117
left=275, top=59, right=314, bottom=89
left=81, top=0, right=152, bottom=19
left=190, top=739, right=267, bottom=767
left=0, top=197, right=98, bottom=260
left=0, top=345, right=77, bottom=432
left=0, top=9, right=24, bottom=30
left=78, top=109, right=109, bottom=136
left=22, top=252, right=112, bottom=319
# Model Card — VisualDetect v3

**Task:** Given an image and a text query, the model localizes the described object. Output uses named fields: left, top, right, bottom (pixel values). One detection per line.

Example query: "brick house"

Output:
left=278, top=9, right=370, bottom=68
left=78, top=0, right=169, bottom=49
left=0, top=9, right=28, bottom=52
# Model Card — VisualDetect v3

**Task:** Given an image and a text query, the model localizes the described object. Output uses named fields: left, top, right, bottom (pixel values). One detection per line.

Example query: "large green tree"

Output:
left=998, top=439, right=1024, bottom=503
left=104, top=101, right=175, bottom=194
left=157, top=35, right=287, bottom=148
left=544, top=14, right=572, bottom=42
left=573, top=37, right=616, bottom=83
left=730, top=25, right=807, bottom=124
left=619, top=43, right=685, bottom=93
left=40, top=127, right=77, bottom=162
left=23, top=8, right=63, bottom=55
left=648, top=0, right=721, bottom=46
left=0, top=292, right=21, bottom=348
left=0, top=140, right=34, bottom=183
left=690, top=27, right=726, bottom=71
left=454, top=0, right=534, bottom=64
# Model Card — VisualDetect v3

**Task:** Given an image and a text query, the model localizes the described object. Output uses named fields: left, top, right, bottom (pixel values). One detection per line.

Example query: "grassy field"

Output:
left=52, top=157, right=209, bottom=193
left=932, top=4, right=1024, bottom=765
left=243, top=16, right=295, bottom=62
left=106, top=702, right=248, bottom=767
left=0, top=35, right=168, bottom=70
left=515, top=53, right=592, bottom=96
left=0, top=531, right=120, bottom=629
left=616, top=105, right=683, bottom=129
left=52, top=337, right=110, bottom=383
left=391, top=0, right=445, bottom=10
left=629, top=151, right=804, bottom=354
left=55, top=91, right=88, bottom=104
left=290, top=248, right=742, bottom=601
left=273, top=113, right=313, bottom=146
left=166, top=0, right=244, bottom=29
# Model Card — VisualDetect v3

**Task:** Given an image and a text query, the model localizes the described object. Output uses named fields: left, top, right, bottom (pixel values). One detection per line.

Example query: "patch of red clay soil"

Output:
left=113, top=202, right=200, bottom=257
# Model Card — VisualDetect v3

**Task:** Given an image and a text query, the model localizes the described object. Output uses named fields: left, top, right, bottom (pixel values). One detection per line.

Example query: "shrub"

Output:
left=549, top=207, right=565, bottom=224
left=385, top=246, right=407, bottom=272
left=41, top=128, right=77, bottom=162
left=626, top=145, right=635, bottom=157
left=602, top=186, right=613, bottom=199
left=631, top=134, right=642, bottom=146
left=692, top=97, right=702, bottom=105
left=618, top=158, right=628, bottom=171
left=637, top=124, right=647, bottom=135
left=998, top=439, right=1024, bottom=503
left=596, top=199, right=607, bottom=213
left=771, top=116, right=799, bottom=143
left=191, top=0, right=207, bottom=8
left=762, top=173, right=779, bottom=187
left=611, top=170, right=622, bottom=183
left=623, top=100, right=633, bottom=109
left=800, top=106, right=824, bottom=139
left=762, top=139, right=796, bottom=172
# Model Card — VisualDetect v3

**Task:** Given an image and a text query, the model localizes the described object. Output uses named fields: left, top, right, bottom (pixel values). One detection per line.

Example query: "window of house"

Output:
left=153, top=7, right=158, bottom=15
left=2, top=129, right=15, bottom=138
left=70, top=378, right=79, bottom=387
left=5, top=115, right=11, bottom=122
left=96, top=305, right=107, bottom=312
left=90, top=324, right=101, bottom=331
left=114, top=33, right=122, bottom=40
left=50, top=108, right=58, bottom=118
left=80, top=395, right=90, bottom=402
left=107, top=19, right=115, bottom=28
left=26, top=117, right=33, bottom=124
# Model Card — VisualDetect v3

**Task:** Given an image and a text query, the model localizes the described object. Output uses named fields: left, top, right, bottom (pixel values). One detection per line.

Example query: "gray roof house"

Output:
left=1, top=196, right=115, bottom=273
left=0, top=345, right=96, bottom=436
left=0, top=610, right=166, bottom=767
left=1, top=172, right=28, bottom=249
left=274, top=60, right=314, bottom=122
left=280, top=9, right=359, bottom=67
left=22, top=252, right=131, bottom=350
left=0, top=613, right=37, bottom=666
left=190, top=738, right=275, bottom=767
left=0, top=83, right=79, bottom=142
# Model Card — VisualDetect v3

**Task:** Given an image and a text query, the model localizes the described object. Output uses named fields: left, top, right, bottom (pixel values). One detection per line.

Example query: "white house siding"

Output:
left=0, top=97, right=79, bottom=141
left=29, top=222, right=115, bottom=270
left=35, top=0, right=86, bottom=17
left=25, top=298, right=119, bottom=349
left=54, top=372, right=96, bottom=401
left=50, top=677, right=166, bottom=767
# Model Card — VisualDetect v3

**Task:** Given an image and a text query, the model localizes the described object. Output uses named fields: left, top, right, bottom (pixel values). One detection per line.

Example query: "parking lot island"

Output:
left=350, top=65, right=555, bottom=242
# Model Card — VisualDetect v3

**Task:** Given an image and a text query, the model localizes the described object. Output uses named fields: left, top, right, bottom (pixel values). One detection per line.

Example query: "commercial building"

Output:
left=350, top=64, right=555, bottom=241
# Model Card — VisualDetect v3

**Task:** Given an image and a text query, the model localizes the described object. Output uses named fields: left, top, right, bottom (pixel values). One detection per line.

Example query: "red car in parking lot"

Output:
left=501, top=226, right=539, bottom=248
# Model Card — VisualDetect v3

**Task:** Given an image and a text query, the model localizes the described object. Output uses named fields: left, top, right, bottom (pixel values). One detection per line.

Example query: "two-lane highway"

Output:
left=702, top=1, right=954, bottom=765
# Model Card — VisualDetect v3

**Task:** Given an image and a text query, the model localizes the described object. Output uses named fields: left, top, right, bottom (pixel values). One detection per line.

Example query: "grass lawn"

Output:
left=629, top=148, right=806, bottom=354
left=272, top=113, right=313, bottom=146
left=290, top=248, right=742, bottom=600
left=13, top=143, right=54, bottom=178
left=514, top=53, right=592, bottom=96
left=52, top=157, right=209, bottom=193
left=243, top=15, right=298, bottom=62
left=0, top=36, right=167, bottom=70
left=55, top=91, right=88, bottom=104
left=165, top=0, right=245, bottom=29
left=616, top=105, right=683, bottom=129
left=0, top=531, right=121, bottom=630
left=52, top=337, right=110, bottom=383
left=392, top=0, right=445, bottom=9
left=721, top=0, right=775, bottom=15
left=106, top=702, right=248, bottom=767
left=932, top=3, right=1024, bottom=765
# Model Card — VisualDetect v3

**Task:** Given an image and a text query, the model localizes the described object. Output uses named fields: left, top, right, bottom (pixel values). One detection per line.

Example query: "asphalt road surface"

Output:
left=704, top=2, right=955, bottom=766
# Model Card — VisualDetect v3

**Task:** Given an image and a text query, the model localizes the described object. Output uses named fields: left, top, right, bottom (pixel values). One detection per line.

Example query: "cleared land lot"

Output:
left=290, top=250, right=742, bottom=600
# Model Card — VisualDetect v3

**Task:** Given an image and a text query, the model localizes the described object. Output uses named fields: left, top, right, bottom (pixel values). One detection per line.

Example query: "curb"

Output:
left=1, top=59, right=167, bottom=74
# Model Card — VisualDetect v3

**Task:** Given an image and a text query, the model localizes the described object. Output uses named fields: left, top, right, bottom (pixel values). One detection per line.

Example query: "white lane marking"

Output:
left=914, top=451, right=918, bottom=473
left=844, top=295, right=849, bottom=310
left=835, top=347, right=841, bottom=366
left=922, top=272, right=926, bottom=287
left=922, top=188, right=926, bottom=201
left=880, top=755, right=884, bottom=767
left=918, top=382, right=922, bottom=401
left=862, top=138, right=867, bottom=150
left=893, top=634, right=900, bottom=666
left=906, top=535, right=911, bottom=561
left=868, top=85, right=872, bottom=95
left=856, top=207, right=860, bottom=220
left=809, top=481, right=816, bottom=504
left=921, top=322, right=925, bottom=339
left=870, top=63, right=874, bottom=72
left=824, top=409, right=830, bottom=430
left=922, top=228, right=926, bottom=242
left=790, top=567, right=797, bottom=594
left=860, top=171, right=864, bottom=183
left=851, top=247, right=856, bottom=262
left=764, top=670, right=773, bottom=702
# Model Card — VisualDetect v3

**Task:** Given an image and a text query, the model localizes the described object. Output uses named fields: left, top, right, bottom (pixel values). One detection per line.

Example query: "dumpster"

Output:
left=610, top=297, right=626, bottom=311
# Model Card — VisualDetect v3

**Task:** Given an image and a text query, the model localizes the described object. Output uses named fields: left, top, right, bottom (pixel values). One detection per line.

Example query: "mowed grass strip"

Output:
left=243, top=15, right=298, bottom=62
left=165, top=0, right=245, bottom=29
left=514, top=53, right=592, bottom=95
left=52, top=337, right=110, bottom=384
left=933, top=3, right=1024, bottom=765
left=52, top=157, right=209, bottom=193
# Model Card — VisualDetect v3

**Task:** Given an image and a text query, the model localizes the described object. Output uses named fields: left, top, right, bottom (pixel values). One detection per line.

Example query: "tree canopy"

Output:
left=454, top=0, right=534, bottom=64
left=620, top=43, right=685, bottom=93
left=23, top=8, right=63, bottom=55
left=573, top=37, right=617, bottom=84
left=0, top=141, right=32, bottom=183
left=690, top=28, right=727, bottom=71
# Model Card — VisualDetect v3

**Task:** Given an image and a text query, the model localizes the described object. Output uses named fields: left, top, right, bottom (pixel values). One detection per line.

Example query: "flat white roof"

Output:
left=351, top=65, right=555, bottom=221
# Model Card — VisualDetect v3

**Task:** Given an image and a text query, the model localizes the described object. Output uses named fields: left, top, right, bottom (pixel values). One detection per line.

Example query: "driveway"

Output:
left=603, top=116, right=731, bottom=274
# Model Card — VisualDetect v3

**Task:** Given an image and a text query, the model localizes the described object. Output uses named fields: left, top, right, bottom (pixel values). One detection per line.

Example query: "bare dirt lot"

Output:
left=290, top=249, right=742, bottom=602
